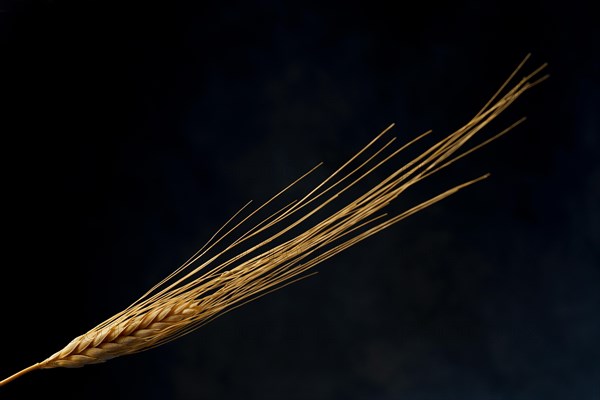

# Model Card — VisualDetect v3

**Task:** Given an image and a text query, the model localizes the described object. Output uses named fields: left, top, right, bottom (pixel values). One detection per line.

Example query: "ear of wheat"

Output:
left=0, top=55, right=547, bottom=387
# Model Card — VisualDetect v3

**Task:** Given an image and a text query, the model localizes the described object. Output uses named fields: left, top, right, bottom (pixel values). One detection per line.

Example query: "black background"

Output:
left=1, top=1, right=598, bottom=399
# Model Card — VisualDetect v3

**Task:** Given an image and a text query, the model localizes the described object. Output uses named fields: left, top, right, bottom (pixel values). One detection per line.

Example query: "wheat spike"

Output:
left=0, top=55, right=547, bottom=387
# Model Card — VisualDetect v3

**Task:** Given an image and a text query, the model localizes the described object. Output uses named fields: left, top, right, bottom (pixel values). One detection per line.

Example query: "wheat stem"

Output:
left=0, top=363, right=41, bottom=387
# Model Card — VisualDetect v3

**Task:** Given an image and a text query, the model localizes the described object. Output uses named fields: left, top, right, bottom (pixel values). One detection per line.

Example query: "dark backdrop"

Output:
left=1, top=1, right=598, bottom=399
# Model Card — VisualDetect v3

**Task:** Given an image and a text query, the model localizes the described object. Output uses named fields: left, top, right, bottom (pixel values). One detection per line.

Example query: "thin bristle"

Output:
left=0, top=56, right=546, bottom=387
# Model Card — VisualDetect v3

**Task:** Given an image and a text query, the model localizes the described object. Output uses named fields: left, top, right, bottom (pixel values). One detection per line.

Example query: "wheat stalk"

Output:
left=0, top=55, right=547, bottom=387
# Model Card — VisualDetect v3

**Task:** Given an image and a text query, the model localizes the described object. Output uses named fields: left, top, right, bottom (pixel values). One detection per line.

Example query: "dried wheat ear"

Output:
left=0, top=55, right=547, bottom=387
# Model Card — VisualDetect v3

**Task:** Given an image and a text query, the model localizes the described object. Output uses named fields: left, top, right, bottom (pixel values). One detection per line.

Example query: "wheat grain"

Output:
left=0, top=55, right=547, bottom=387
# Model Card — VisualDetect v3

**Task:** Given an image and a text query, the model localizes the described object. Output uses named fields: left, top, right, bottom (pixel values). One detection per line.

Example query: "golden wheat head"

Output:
left=0, top=55, right=547, bottom=387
